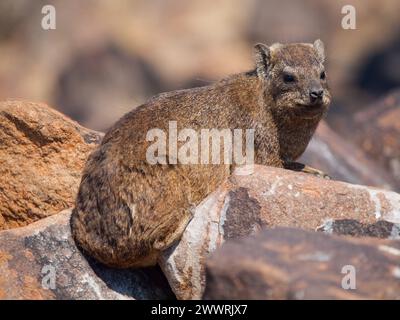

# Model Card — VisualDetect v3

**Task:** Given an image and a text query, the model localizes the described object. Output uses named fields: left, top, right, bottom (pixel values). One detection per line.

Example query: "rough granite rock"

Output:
left=0, top=100, right=103, bottom=230
left=159, top=165, right=400, bottom=299
left=0, top=209, right=174, bottom=300
left=300, top=121, right=398, bottom=190
left=203, top=227, right=400, bottom=300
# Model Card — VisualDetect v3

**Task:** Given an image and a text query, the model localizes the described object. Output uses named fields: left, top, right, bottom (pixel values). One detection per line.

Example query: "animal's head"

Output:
left=254, top=40, right=331, bottom=119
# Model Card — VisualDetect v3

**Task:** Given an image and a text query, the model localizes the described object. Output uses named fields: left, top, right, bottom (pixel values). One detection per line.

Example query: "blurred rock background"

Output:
left=0, top=0, right=399, bottom=188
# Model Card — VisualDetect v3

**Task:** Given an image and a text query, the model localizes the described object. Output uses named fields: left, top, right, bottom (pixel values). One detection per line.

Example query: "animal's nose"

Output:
left=310, top=89, right=323, bottom=102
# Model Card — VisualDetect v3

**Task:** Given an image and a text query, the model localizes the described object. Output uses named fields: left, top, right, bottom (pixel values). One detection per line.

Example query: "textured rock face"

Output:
left=203, top=227, right=400, bottom=300
left=0, top=101, right=103, bottom=230
left=300, top=121, right=398, bottom=190
left=0, top=209, right=174, bottom=300
left=159, top=165, right=400, bottom=299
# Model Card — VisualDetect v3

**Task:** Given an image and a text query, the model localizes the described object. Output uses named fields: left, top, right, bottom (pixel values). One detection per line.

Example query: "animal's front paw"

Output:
left=312, top=169, right=331, bottom=180
left=284, top=161, right=331, bottom=180
left=303, top=166, right=331, bottom=180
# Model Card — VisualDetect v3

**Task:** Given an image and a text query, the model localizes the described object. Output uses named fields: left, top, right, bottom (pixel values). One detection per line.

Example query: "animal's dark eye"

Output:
left=320, top=71, right=326, bottom=80
left=283, top=74, right=295, bottom=83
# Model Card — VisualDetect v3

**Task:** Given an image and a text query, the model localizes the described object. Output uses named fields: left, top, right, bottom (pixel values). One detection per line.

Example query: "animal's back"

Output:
left=70, top=82, right=235, bottom=268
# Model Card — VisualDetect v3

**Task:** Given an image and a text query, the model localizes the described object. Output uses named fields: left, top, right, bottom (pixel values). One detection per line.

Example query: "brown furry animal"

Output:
left=71, top=40, right=331, bottom=268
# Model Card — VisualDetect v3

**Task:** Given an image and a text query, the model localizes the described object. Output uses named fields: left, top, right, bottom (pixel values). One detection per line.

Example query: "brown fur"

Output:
left=70, top=40, right=331, bottom=268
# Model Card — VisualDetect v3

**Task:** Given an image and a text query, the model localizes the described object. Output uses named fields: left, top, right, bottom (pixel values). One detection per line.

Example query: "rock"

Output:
left=300, top=121, right=398, bottom=190
left=0, top=101, right=103, bottom=230
left=0, top=209, right=174, bottom=300
left=317, top=219, right=400, bottom=239
left=322, top=91, right=400, bottom=192
left=352, top=91, right=400, bottom=190
left=203, top=227, right=400, bottom=299
left=159, top=165, right=400, bottom=299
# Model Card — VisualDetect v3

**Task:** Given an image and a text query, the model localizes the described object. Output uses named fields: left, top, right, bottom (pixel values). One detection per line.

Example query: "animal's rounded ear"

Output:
left=313, top=39, right=325, bottom=63
left=253, top=43, right=271, bottom=79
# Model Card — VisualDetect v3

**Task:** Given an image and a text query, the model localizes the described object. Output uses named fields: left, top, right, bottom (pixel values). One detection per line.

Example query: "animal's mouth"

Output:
left=295, top=103, right=325, bottom=118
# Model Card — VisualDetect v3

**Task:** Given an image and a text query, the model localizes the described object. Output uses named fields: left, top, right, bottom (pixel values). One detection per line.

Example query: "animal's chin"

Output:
left=294, top=103, right=326, bottom=118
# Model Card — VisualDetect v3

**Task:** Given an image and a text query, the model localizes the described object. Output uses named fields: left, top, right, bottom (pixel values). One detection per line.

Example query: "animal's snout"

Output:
left=309, top=88, right=324, bottom=103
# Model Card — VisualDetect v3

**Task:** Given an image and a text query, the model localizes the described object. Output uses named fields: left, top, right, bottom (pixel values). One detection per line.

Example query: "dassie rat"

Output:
left=71, top=40, right=331, bottom=268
